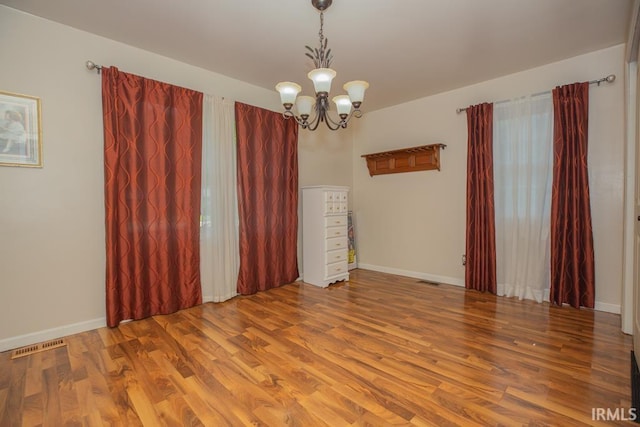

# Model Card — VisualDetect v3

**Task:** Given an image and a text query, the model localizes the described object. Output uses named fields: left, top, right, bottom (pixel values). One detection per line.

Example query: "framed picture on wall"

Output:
left=0, top=91, right=42, bottom=168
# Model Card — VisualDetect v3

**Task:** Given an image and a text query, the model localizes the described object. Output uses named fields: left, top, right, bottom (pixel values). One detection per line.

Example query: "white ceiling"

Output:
left=1, top=0, right=633, bottom=112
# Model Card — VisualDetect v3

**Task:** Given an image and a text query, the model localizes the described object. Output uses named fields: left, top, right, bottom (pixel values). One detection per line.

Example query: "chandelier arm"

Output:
left=282, top=111, right=312, bottom=128
left=320, top=100, right=344, bottom=130
left=323, top=110, right=346, bottom=128
left=341, top=108, right=363, bottom=126
left=281, top=101, right=364, bottom=131
left=308, top=113, right=326, bottom=131
left=340, top=108, right=363, bottom=127
left=308, top=119, right=321, bottom=131
left=310, top=93, right=339, bottom=131
left=304, top=111, right=321, bottom=130
left=309, top=107, right=340, bottom=131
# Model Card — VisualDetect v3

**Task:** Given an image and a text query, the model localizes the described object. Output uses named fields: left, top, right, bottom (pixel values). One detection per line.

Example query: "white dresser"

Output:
left=302, top=186, right=350, bottom=287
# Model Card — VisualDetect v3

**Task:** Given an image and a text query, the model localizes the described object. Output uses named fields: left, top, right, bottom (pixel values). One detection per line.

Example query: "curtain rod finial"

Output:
left=606, top=74, right=616, bottom=83
left=85, top=60, right=102, bottom=74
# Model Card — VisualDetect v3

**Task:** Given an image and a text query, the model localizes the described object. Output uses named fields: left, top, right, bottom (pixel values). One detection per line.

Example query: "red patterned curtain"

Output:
left=550, top=82, right=595, bottom=308
left=465, top=103, right=497, bottom=293
left=102, top=67, right=203, bottom=327
left=235, top=102, right=299, bottom=295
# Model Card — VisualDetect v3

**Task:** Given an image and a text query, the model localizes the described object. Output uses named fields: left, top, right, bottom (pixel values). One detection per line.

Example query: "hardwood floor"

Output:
left=0, top=269, right=633, bottom=426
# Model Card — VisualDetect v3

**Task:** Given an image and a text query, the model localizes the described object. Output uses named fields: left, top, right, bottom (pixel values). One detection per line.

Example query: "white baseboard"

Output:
left=594, top=301, right=621, bottom=314
left=0, top=272, right=620, bottom=353
left=0, top=294, right=240, bottom=353
left=0, top=317, right=106, bottom=353
left=357, top=263, right=620, bottom=314
left=357, top=263, right=465, bottom=287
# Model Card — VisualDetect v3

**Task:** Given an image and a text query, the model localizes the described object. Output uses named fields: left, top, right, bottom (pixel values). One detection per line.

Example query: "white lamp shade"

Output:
left=296, top=96, right=315, bottom=116
left=307, top=68, right=337, bottom=93
left=332, top=95, right=352, bottom=115
left=343, top=80, right=369, bottom=103
left=275, top=81, right=302, bottom=105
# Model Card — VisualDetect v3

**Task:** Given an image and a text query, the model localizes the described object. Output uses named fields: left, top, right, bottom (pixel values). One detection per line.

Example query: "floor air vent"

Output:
left=11, top=338, right=67, bottom=359
left=417, top=280, right=440, bottom=286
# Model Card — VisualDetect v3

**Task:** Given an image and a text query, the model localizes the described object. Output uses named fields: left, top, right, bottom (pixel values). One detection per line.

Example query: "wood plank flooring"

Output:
left=0, top=269, right=633, bottom=426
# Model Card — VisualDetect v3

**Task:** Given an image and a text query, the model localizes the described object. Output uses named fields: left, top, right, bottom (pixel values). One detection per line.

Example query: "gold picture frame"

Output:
left=0, top=91, right=42, bottom=167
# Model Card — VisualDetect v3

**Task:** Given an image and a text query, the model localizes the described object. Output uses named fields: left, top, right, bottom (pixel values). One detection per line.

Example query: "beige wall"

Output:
left=353, top=44, right=626, bottom=312
left=299, top=126, right=353, bottom=189
left=297, top=125, right=354, bottom=277
left=0, top=6, right=347, bottom=350
left=0, top=5, right=625, bottom=350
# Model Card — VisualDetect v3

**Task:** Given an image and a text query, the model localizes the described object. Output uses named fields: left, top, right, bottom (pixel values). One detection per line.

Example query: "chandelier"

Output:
left=275, top=0, right=369, bottom=131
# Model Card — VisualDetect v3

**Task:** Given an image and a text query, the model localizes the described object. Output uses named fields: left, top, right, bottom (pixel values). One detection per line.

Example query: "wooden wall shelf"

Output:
left=361, top=143, right=446, bottom=176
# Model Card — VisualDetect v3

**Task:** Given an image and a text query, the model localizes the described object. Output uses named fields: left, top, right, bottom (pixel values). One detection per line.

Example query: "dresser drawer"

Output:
left=326, top=249, right=347, bottom=263
left=325, top=216, right=347, bottom=227
left=325, top=203, right=348, bottom=214
left=326, top=237, right=347, bottom=251
left=324, top=203, right=336, bottom=214
left=326, top=226, right=346, bottom=239
left=324, top=191, right=347, bottom=202
left=326, top=261, right=348, bottom=278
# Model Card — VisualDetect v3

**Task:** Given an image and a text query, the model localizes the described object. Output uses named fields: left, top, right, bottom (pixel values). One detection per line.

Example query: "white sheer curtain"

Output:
left=200, top=95, right=239, bottom=302
left=493, top=94, right=553, bottom=302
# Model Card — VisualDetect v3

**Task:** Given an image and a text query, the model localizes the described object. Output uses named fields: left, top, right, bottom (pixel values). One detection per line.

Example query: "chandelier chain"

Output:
left=319, top=11, right=324, bottom=51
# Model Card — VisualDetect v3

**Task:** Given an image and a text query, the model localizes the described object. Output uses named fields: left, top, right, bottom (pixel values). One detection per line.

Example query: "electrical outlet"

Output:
left=462, top=254, right=466, bottom=266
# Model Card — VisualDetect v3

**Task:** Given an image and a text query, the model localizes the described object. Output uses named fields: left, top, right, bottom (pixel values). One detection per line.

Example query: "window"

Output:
left=493, top=94, right=553, bottom=302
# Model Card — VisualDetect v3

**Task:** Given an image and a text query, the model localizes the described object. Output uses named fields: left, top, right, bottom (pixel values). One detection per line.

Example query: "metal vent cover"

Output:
left=11, top=338, right=67, bottom=359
